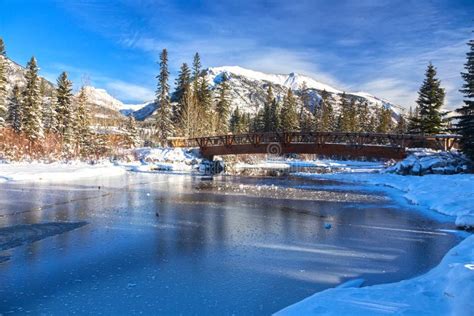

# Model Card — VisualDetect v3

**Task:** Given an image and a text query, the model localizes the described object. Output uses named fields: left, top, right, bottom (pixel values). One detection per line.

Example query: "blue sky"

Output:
left=1, top=0, right=472, bottom=109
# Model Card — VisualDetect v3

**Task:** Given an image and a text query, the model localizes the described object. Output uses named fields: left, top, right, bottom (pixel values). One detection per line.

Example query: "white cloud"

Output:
left=105, top=80, right=155, bottom=102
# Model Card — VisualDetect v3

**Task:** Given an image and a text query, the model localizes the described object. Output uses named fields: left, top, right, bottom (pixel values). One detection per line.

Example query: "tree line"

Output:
left=0, top=38, right=139, bottom=159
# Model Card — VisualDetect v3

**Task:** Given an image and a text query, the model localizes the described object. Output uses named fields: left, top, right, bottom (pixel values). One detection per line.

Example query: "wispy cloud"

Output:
left=105, top=80, right=154, bottom=102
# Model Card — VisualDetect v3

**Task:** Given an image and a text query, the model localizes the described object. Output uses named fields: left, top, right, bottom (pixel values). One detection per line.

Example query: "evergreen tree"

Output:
left=456, top=37, right=474, bottom=160
left=315, top=90, right=334, bottom=132
left=416, top=63, right=445, bottom=134
left=270, top=99, right=281, bottom=132
left=262, top=85, right=274, bottom=132
left=337, top=93, right=353, bottom=132
left=357, top=101, right=372, bottom=132
left=396, top=113, right=407, bottom=134
left=299, top=82, right=313, bottom=132
left=7, top=84, right=22, bottom=133
left=230, top=107, right=242, bottom=134
left=0, top=38, right=7, bottom=127
left=124, top=115, right=140, bottom=148
left=55, top=71, right=75, bottom=152
left=214, top=74, right=231, bottom=134
left=376, top=106, right=393, bottom=133
left=179, top=82, right=196, bottom=138
left=0, top=38, right=5, bottom=56
left=155, top=48, right=173, bottom=145
left=197, top=75, right=213, bottom=135
left=22, top=57, right=43, bottom=141
left=173, top=62, right=191, bottom=127
left=407, top=106, right=421, bottom=133
left=280, top=89, right=299, bottom=132
left=75, top=87, right=93, bottom=156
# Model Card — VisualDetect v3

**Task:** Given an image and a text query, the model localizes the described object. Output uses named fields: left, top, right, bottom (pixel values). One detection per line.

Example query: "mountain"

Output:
left=205, top=66, right=402, bottom=117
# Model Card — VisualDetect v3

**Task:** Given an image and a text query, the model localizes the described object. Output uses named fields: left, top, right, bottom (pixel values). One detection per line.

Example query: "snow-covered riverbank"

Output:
left=277, top=234, right=474, bottom=315
left=281, top=160, right=474, bottom=315
left=0, top=161, right=126, bottom=182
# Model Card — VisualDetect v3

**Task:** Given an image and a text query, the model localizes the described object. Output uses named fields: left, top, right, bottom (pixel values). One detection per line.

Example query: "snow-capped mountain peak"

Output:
left=208, top=66, right=342, bottom=94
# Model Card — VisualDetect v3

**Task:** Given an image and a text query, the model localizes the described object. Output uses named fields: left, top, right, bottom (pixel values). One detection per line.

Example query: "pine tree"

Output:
left=0, top=38, right=7, bottom=127
left=196, top=75, right=213, bottom=135
left=230, top=107, right=242, bottom=134
left=215, top=74, right=230, bottom=134
left=416, top=63, right=445, bottom=134
left=357, top=101, right=372, bottom=132
left=314, top=90, right=334, bottom=132
left=280, top=89, right=299, bottom=132
left=22, top=57, right=44, bottom=141
left=270, top=99, right=281, bottom=132
left=299, top=82, right=313, bottom=132
left=376, top=106, right=393, bottom=133
left=155, top=48, right=173, bottom=145
left=124, top=115, right=140, bottom=148
left=456, top=37, right=474, bottom=160
left=0, top=38, right=5, bottom=56
left=396, top=113, right=407, bottom=134
left=75, top=87, right=93, bottom=156
left=173, top=62, right=191, bottom=127
left=55, top=71, right=75, bottom=152
left=179, top=82, right=196, bottom=138
left=407, top=106, right=420, bottom=133
left=7, top=84, right=22, bottom=133
left=337, top=93, right=352, bottom=132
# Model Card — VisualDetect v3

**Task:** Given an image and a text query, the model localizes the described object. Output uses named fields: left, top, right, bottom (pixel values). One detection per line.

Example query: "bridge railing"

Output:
left=169, top=132, right=461, bottom=151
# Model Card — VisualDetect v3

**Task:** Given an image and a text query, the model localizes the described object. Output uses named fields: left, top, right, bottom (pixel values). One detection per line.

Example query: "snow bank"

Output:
left=0, top=161, right=126, bottom=182
left=131, top=147, right=202, bottom=172
left=277, top=234, right=474, bottom=315
left=385, top=150, right=469, bottom=175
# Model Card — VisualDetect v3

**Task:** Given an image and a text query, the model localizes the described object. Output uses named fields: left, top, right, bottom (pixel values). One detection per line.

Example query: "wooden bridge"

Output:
left=169, top=132, right=461, bottom=160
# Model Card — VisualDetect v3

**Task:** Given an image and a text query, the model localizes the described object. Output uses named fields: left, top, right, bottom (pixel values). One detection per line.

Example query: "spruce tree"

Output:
left=7, top=84, right=22, bottom=133
left=416, top=63, right=445, bottom=134
left=376, top=106, right=393, bottom=133
left=155, top=48, right=173, bottom=145
left=22, top=57, right=44, bottom=141
left=357, top=101, right=371, bottom=132
left=173, top=62, right=191, bottom=127
left=124, top=115, right=140, bottom=148
left=315, top=90, right=334, bottom=132
left=407, top=106, right=421, bottom=133
left=396, top=113, right=407, bottom=134
left=270, top=99, right=281, bottom=132
left=456, top=37, right=474, bottom=160
left=197, top=75, right=213, bottom=135
left=263, top=85, right=274, bottom=132
left=215, top=74, right=230, bottom=134
left=75, top=87, right=93, bottom=156
left=230, top=107, right=242, bottom=134
left=299, top=82, right=313, bottom=132
left=337, top=93, right=352, bottom=132
left=55, top=71, right=75, bottom=152
left=0, top=38, right=7, bottom=127
left=280, top=89, right=299, bottom=132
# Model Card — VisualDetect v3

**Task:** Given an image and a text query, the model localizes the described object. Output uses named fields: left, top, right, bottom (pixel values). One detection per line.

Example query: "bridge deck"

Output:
left=169, top=132, right=461, bottom=160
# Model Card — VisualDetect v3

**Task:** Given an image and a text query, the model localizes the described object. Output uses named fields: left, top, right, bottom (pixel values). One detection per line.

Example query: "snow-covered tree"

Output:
left=155, top=48, right=173, bottom=145
left=75, top=87, right=93, bottom=156
left=7, top=84, right=22, bottom=133
left=22, top=57, right=44, bottom=141
left=124, top=115, right=140, bottom=148
left=55, top=72, right=74, bottom=135
left=0, top=38, right=7, bottom=127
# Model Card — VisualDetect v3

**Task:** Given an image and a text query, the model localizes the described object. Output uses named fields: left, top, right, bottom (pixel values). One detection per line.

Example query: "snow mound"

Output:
left=385, top=150, right=469, bottom=175
left=277, top=234, right=474, bottom=315
left=130, top=147, right=203, bottom=172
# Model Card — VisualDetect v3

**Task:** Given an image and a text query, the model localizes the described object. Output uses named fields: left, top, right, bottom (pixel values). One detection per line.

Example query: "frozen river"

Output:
left=0, top=173, right=461, bottom=315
